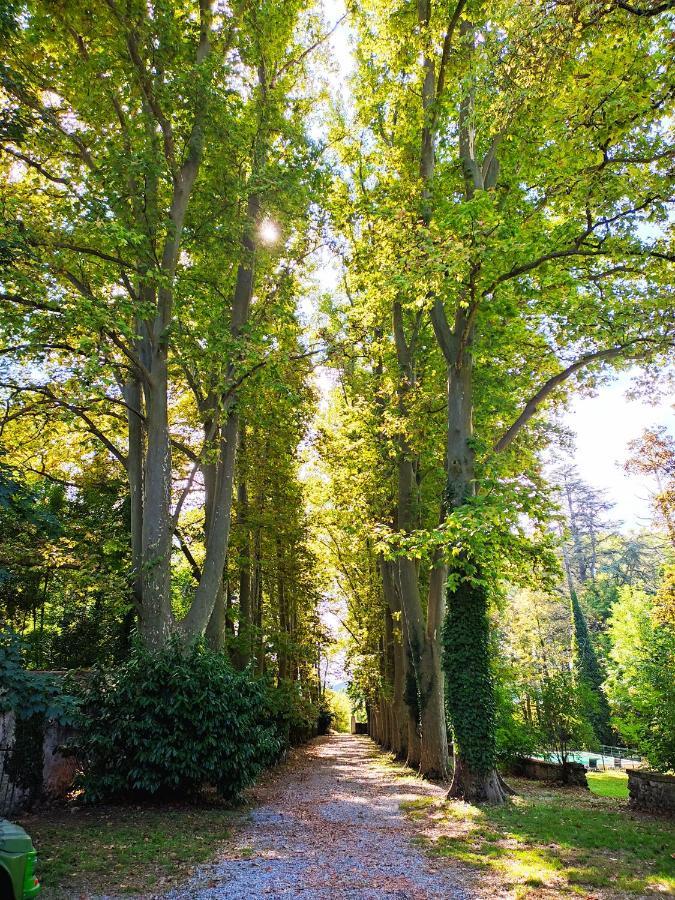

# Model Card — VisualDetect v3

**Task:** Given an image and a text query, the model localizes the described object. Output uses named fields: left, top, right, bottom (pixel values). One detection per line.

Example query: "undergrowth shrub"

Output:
left=266, top=678, right=319, bottom=746
left=77, top=639, right=283, bottom=802
left=317, top=695, right=333, bottom=735
left=494, top=678, right=540, bottom=765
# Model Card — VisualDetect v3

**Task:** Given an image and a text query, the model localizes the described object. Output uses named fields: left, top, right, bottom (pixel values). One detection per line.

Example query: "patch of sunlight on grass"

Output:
left=404, top=782, right=675, bottom=897
left=371, top=753, right=423, bottom=782
left=587, top=770, right=629, bottom=799
left=501, top=846, right=563, bottom=885
left=400, top=797, right=436, bottom=812
left=439, top=799, right=484, bottom=822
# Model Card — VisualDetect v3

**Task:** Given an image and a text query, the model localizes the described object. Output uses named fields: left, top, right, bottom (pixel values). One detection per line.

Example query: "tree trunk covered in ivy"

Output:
left=440, top=306, right=508, bottom=802
left=444, top=578, right=506, bottom=802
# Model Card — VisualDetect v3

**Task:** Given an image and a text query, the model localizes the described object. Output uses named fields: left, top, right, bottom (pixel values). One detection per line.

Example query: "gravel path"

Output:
left=163, top=733, right=474, bottom=899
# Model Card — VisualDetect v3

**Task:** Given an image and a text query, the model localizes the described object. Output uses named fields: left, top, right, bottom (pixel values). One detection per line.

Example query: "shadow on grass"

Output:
left=403, top=779, right=675, bottom=898
left=19, top=801, right=237, bottom=898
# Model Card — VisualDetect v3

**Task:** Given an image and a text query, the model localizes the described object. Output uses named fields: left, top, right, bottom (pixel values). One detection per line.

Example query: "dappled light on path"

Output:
left=163, top=734, right=474, bottom=899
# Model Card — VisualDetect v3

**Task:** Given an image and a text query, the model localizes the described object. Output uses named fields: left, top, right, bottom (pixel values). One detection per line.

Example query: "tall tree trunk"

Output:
left=443, top=332, right=507, bottom=802
left=277, top=536, right=290, bottom=682
left=398, top=555, right=449, bottom=778
left=203, top=419, right=225, bottom=651
left=235, top=428, right=252, bottom=668
left=396, top=568, right=422, bottom=769
left=445, top=577, right=506, bottom=801
left=125, top=374, right=144, bottom=615
left=391, top=293, right=449, bottom=778
left=380, top=558, right=408, bottom=758
left=140, top=8, right=212, bottom=641
left=180, top=168, right=261, bottom=638
left=392, top=638, right=408, bottom=758
left=252, top=525, right=264, bottom=674
left=205, top=581, right=226, bottom=651
left=140, top=352, right=174, bottom=647
left=181, top=411, right=238, bottom=636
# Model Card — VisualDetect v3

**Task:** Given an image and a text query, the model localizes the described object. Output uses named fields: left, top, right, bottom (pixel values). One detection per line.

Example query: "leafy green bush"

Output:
left=265, top=679, right=318, bottom=746
left=77, top=639, right=283, bottom=802
left=0, top=629, right=76, bottom=722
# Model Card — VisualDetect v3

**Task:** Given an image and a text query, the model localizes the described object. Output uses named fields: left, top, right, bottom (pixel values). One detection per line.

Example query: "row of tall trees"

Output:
left=322, top=0, right=673, bottom=799
left=1, top=0, right=673, bottom=804
left=0, top=0, right=332, bottom=694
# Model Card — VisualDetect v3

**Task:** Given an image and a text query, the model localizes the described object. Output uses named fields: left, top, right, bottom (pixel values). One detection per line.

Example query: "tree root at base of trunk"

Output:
left=447, top=765, right=512, bottom=804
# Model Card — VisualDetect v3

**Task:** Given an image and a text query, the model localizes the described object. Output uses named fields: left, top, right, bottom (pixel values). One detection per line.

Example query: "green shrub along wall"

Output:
left=1, top=629, right=77, bottom=810
left=77, top=639, right=321, bottom=802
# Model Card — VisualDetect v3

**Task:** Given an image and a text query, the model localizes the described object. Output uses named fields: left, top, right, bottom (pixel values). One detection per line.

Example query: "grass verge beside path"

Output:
left=18, top=802, right=235, bottom=898
left=402, top=776, right=674, bottom=898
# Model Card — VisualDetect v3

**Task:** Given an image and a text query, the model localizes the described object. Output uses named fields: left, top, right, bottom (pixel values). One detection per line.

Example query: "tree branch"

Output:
left=436, top=0, right=467, bottom=99
left=1, top=146, right=70, bottom=185
left=429, top=298, right=455, bottom=364
left=174, top=527, right=202, bottom=582
left=0, top=292, right=62, bottom=315
left=272, top=14, right=347, bottom=86
left=493, top=341, right=655, bottom=454
left=615, top=0, right=675, bottom=15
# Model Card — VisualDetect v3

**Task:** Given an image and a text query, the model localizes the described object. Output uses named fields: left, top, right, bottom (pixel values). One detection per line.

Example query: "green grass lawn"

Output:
left=402, top=777, right=674, bottom=898
left=587, top=769, right=629, bottom=799
left=18, top=802, right=236, bottom=898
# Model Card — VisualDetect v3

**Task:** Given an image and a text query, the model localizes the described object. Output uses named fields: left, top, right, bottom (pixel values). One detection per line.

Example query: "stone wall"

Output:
left=0, top=711, right=78, bottom=814
left=42, top=722, right=78, bottom=799
left=508, top=756, right=588, bottom=788
left=628, top=768, right=675, bottom=816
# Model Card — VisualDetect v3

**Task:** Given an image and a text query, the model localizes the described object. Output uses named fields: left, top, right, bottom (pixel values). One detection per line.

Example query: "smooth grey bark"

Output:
left=180, top=411, right=238, bottom=636
left=234, top=430, right=253, bottom=668
left=392, top=638, right=408, bottom=758
left=203, top=419, right=225, bottom=649
left=252, top=521, right=264, bottom=674
left=124, top=375, right=144, bottom=614
left=380, top=557, right=408, bottom=758
left=420, top=549, right=448, bottom=778
left=136, top=6, right=212, bottom=645
left=390, top=301, right=449, bottom=779
left=179, top=150, right=262, bottom=636
left=140, top=350, right=174, bottom=647
left=277, top=536, right=289, bottom=681
left=205, top=581, right=226, bottom=651
left=411, top=8, right=508, bottom=800
left=127, top=9, right=278, bottom=647
left=398, top=554, right=449, bottom=779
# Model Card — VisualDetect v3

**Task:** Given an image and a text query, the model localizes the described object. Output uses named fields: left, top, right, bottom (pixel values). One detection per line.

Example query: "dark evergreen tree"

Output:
left=570, top=591, right=613, bottom=745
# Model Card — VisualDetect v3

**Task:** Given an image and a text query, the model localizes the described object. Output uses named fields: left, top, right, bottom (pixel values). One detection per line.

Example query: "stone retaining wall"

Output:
left=0, top=711, right=78, bottom=814
left=628, top=768, right=675, bottom=816
left=508, top=756, right=588, bottom=788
